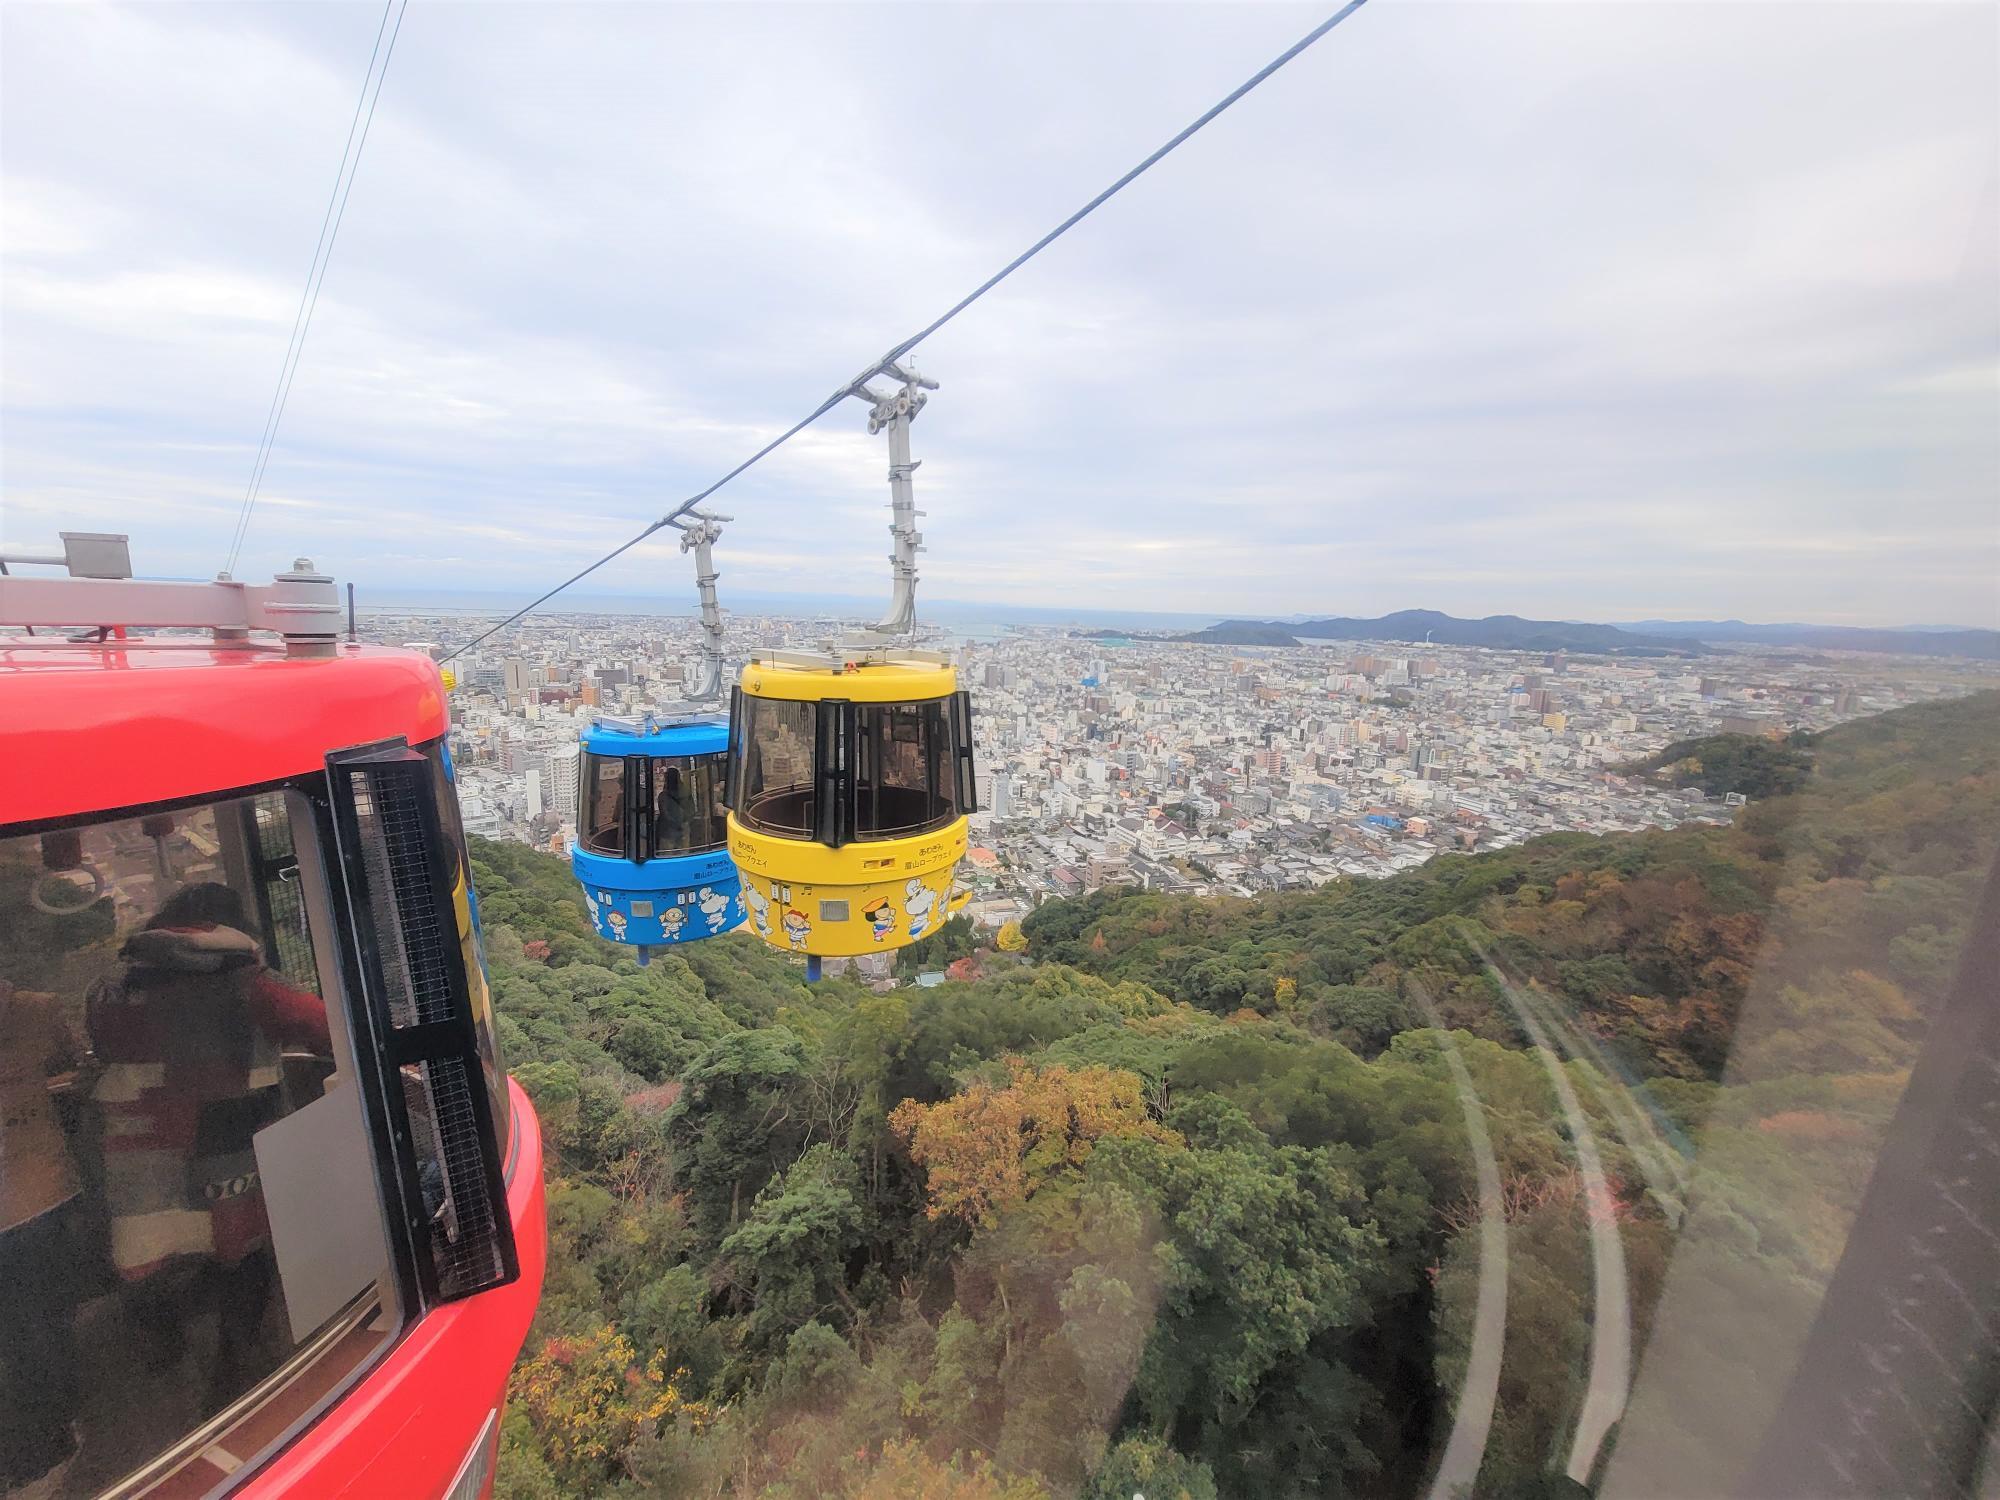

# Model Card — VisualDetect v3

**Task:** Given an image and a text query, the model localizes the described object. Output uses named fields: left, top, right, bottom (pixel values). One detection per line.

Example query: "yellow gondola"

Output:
left=723, top=648, right=974, bottom=974
left=719, top=357, right=977, bottom=977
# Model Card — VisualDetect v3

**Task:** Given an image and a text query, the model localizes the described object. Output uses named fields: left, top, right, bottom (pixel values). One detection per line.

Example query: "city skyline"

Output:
left=5, top=4, right=1995, bottom=628
left=380, top=602, right=2000, bottom=926
left=347, top=586, right=1998, bottom=639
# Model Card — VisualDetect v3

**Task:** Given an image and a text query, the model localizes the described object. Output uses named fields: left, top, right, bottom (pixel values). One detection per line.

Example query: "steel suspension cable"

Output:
left=441, top=0, right=1371, bottom=662
left=225, top=0, right=410, bottom=577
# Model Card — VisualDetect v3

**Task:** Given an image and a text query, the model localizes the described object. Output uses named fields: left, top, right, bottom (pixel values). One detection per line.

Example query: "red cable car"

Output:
left=0, top=537, right=544, bottom=1500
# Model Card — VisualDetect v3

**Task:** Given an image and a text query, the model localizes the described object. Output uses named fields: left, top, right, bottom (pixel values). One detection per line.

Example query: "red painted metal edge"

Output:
left=239, top=1079, right=546, bottom=1500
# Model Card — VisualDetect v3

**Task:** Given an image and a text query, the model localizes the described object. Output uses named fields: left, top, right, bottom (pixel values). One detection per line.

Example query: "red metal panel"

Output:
left=0, top=644, right=450, bottom=825
left=238, top=1079, right=547, bottom=1499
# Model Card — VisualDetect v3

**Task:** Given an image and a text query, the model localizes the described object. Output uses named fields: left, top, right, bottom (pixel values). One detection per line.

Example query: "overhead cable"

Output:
left=224, top=0, right=410, bottom=577
left=441, top=0, right=1371, bottom=663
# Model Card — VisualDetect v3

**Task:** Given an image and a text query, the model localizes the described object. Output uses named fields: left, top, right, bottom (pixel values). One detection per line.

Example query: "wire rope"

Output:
left=440, top=0, right=1371, bottom=662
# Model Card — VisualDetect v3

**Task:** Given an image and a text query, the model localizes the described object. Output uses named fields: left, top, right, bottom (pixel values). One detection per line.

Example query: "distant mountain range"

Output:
left=1620, top=621, right=2000, bottom=661
left=1175, top=609, right=2000, bottom=660
left=1180, top=610, right=1703, bottom=655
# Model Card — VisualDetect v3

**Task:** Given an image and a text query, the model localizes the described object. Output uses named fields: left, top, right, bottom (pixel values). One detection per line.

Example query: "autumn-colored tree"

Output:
left=507, top=1322, right=713, bottom=1490
left=890, top=1060, right=1180, bottom=1226
left=996, top=920, right=1029, bottom=953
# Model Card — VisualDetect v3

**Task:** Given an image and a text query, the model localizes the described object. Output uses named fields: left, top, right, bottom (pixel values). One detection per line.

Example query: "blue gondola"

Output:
left=570, top=714, right=745, bottom=962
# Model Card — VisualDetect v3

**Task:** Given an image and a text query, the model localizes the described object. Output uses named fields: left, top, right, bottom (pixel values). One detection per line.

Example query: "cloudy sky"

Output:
left=3, top=1, right=1995, bottom=627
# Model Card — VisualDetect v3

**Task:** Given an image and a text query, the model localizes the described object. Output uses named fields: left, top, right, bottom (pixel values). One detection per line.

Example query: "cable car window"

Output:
left=738, top=698, right=818, bottom=837
left=426, top=741, right=513, bottom=1151
left=581, top=752, right=625, bottom=856
left=650, top=754, right=728, bottom=855
left=854, top=700, right=956, bottom=840
left=0, top=790, right=399, bottom=1498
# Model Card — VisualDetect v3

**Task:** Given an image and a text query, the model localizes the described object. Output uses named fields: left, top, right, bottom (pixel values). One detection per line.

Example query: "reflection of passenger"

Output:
left=86, top=884, right=331, bottom=1408
left=656, top=765, right=693, bottom=851
left=0, top=978, right=87, bottom=1486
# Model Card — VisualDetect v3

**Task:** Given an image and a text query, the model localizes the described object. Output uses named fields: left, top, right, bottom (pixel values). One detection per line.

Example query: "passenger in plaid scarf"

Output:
left=87, top=883, right=330, bottom=1408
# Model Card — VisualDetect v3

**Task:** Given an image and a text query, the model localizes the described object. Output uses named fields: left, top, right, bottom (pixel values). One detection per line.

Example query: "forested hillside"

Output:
left=483, top=691, right=2000, bottom=1498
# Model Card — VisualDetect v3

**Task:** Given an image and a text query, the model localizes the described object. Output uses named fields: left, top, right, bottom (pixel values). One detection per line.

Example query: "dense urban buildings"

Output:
left=372, top=607, right=1998, bottom=941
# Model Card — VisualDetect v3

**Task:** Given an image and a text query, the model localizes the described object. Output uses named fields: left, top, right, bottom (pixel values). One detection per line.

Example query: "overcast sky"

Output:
left=3, top=2, right=1995, bottom=627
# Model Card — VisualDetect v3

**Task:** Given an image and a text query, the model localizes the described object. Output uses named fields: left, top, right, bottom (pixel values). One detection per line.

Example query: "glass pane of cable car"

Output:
left=427, top=741, right=512, bottom=1147
left=581, top=752, right=625, bottom=856
left=737, top=697, right=817, bottom=837
left=0, top=790, right=399, bottom=1498
left=854, top=699, right=957, bottom=839
left=650, top=754, right=727, bottom=855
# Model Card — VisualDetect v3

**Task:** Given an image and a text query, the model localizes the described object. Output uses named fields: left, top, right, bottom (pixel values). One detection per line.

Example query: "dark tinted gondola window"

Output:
left=650, top=755, right=728, bottom=854
left=580, top=753, right=625, bottom=856
left=736, top=698, right=817, bottom=838
left=854, top=699, right=956, bottom=840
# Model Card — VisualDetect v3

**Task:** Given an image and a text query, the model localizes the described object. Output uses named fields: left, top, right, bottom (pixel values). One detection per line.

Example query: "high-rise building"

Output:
left=991, top=773, right=1013, bottom=819
left=547, top=743, right=581, bottom=821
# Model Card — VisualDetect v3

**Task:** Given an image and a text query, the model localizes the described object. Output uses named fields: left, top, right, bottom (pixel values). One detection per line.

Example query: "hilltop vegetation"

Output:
left=484, top=690, right=2000, bottom=1498
left=1613, top=731, right=1815, bottom=801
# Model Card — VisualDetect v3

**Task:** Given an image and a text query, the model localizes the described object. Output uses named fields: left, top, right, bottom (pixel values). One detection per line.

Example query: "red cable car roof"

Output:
left=0, top=641, right=450, bottom=827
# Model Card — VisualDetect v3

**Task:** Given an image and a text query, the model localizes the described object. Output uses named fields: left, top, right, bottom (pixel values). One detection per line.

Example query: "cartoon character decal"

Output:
left=660, top=906, right=687, bottom=941
left=606, top=909, right=628, bottom=941
left=744, top=883, right=772, bottom=938
left=697, top=886, right=732, bottom=933
left=904, top=877, right=939, bottom=940
left=781, top=907, right=812, bottom=951
left=583, top=892, right=601, bottom=929
left=863, top=897, right=896, bottom=943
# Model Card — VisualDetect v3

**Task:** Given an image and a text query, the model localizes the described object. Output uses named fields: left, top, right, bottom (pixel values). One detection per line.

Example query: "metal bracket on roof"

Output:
left=0, top=544, right=341, bottom=658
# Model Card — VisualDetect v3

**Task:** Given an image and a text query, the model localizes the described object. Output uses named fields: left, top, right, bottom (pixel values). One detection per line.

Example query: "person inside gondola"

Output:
left=86, top=883, right=331, bottom=1413
left=655, top=763, right=694, bottom=852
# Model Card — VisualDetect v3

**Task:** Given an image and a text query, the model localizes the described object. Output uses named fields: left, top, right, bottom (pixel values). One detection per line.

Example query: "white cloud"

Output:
left=2, top=0, right=1994, bottom=626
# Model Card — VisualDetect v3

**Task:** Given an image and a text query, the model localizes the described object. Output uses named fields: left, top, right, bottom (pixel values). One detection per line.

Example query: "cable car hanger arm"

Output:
left=666, top=508, right=730, bottom=701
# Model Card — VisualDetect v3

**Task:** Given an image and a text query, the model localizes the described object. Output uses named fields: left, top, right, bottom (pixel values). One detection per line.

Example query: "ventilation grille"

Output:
left=347, top=767, right=454, bottom=1028
left=332, top=747, right=517, bottom=1305
left=403, top=1058, right=507, bottom=1298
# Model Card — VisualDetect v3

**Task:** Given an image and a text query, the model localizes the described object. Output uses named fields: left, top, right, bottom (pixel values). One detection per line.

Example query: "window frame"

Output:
left=852, top=698, right=958, bottom=842
left=321, top=738, right=518, bottom=1307
left=579, top=750, right=629, bottom=857
left=728, top=694, right=822, bottom=840
left=726, top=690, right=977, bottom=847
left=644, top=752, right=729, bottom=859
left=0, top=772, right=415, bottom=1499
